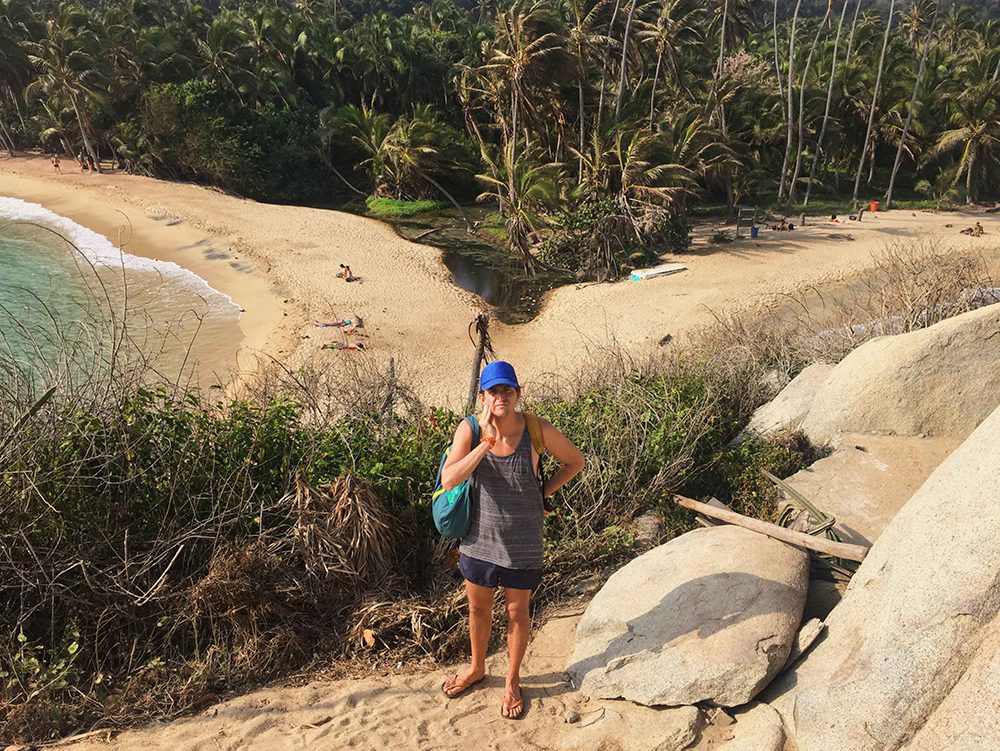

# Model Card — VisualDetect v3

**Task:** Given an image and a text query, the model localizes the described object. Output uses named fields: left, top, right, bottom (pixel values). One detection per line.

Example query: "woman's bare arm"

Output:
left=539, top=419, right=585, bottom=497
left=441, top=419, right=491, bottom=490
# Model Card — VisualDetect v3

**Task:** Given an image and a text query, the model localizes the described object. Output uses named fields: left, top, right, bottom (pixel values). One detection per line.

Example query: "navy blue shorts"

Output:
left=459, top=553, right=542, bottom=591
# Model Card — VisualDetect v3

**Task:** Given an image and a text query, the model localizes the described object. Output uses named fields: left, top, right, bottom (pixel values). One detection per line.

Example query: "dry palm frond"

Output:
left=286, top=472, right=398, bottom=582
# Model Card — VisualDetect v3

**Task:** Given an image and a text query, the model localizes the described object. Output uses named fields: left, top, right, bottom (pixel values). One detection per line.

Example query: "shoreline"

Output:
left=3, top=153, right=998, bottom=407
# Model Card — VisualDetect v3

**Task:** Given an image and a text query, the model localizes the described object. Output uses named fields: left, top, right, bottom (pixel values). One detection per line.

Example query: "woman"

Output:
left=439, top=360, right=585, bottom=719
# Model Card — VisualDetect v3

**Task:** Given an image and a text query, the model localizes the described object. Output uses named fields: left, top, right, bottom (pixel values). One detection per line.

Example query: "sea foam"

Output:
left=0, top=196, right=240, bottom=320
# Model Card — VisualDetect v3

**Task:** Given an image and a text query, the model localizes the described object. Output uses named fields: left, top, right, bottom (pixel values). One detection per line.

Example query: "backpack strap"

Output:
left=464, top=414, right=481, bottom=444
left=523, top=412, right=545, bottom=455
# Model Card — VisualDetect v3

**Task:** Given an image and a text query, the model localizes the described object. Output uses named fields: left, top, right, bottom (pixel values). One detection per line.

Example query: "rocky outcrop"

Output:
left=717, top=702, right=786, bottom=751
left=798, top=303, right=1000, bottom=444
left=568, top=525, right=809, bottom=708
left=743, top=362, right=833, bottom=439
left=780, top=433, right=959, bottom=545
left=767, top=402, right=1000, bottom=750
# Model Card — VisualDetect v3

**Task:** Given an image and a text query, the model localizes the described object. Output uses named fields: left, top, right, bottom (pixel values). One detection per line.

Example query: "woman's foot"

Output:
left=441, top=668, right=485, bottom=698
left=501, top=684, right=524, bottom=719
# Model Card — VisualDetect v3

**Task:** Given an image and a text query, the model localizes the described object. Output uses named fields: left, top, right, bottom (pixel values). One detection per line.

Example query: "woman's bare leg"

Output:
left=502, top=587, right=531, bottom=717
left=444, top=580, right=493, bottom=696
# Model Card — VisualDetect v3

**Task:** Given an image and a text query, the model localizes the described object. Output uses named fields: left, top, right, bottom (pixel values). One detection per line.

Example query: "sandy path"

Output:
left=58, top=611, right=725, bottom=751
left=3, top=154, right=998, bottom=406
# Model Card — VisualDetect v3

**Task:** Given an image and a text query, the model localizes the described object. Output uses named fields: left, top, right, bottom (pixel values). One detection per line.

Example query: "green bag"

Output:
left=431, top=415, right=481, bottom=538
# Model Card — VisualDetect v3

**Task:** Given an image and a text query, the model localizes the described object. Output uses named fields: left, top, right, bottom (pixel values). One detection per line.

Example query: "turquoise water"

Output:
left=0, top=197, right=244, bottom=389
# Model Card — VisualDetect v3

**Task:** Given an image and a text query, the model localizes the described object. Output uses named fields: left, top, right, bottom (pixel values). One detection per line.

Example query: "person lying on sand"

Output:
left=336, top=264, right=356, bottom=282
left=315, top=314, right=363, bottom=334
left=439, top=362, right=585, bottom=720
left=960, top=222, right=985, bottom=237
left=321, top=341, right=365, bottom=351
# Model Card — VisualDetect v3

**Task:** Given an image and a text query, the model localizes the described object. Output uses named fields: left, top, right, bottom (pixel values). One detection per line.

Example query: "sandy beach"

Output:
left=3, top=154, right=998, bottom=406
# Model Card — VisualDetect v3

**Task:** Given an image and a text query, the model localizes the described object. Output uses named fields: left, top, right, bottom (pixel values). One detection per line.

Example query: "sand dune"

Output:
left=3, top=154, right=998, bottom=407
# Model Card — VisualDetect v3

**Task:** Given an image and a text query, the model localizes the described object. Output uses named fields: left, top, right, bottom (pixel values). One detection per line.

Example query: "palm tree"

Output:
left=776, top=0, right=802, bottom=203
left=25, top=6, right=106, bottom=169
left=851, top=0, right=896, bottom=205
left=636, top=0, right=699, bottom=129
left=885, top=0, right=940, bottom=207
left=931, top=81, right=1000, bottom=204
left=787, top=12, right=831, bottom=205
left=477, top=144, right=561, bottom=272
left=804, top=0, right=852, bottom=205
left=565, top=0, right=611, bottom=179
left=195, top=13, right=248, bottom=105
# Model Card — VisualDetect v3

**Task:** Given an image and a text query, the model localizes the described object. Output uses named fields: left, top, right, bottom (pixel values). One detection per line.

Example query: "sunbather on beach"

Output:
left=321, top=340, right=365, bottom=351
left=315, top=314, right=363, bottom=334
left=336, top=264, right=356, bottom=282
left=960, top=222, right=985, bottom=237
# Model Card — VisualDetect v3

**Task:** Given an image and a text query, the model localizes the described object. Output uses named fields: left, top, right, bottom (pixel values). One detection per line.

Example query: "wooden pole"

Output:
left=466, top=314, right=488, bottom=414
left=674, top=494, right=870, bottom=562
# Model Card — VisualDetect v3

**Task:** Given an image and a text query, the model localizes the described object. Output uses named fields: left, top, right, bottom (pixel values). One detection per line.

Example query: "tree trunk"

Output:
left=0, top=119, right=15, bottom=156
left=597, top=0, right=623, bottom=128
left=615, top=0, right=641, bottom=117
left=965, top=150, right=974, bottom=204
left=69, top=92, right=102, bottom=173
left=418, top=168, right=474, bottom=232
left=805, top=0, right=851, bottom=205
left=466, top=314, right=489, bottom=413
left=578, top=76, right=586, bottom=181
left=885, top=0, right=939, bottom=208
left=649, top=50, right=663, bottom=130
left=777, top=0, right=803, bottom=203
left=6, top=87, right=27, bottom=137
left=852, top=0, right=894, bottom=205
left=788, top=10, right=829, bottom=205
left=845, top=0, right=864, bottom=66
left=717, top=0, right=729, bottom=79
left=773, top=0, right=784, bottom=102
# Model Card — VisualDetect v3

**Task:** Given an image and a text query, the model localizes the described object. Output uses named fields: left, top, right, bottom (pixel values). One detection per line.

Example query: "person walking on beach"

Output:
left=51, top=155, right=60, bottom=172
left=439, top=361, right=585, bottom=719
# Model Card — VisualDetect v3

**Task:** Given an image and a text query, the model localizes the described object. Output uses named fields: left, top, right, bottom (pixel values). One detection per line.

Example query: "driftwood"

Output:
left=674, top=494, right=870, bottom=562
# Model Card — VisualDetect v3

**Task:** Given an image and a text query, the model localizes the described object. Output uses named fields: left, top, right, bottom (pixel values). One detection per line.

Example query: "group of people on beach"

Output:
left=49, top=152, right=98, bottom=173
left=960, top=222, right=985, bottom=237
left=315, top=261, right=365, bottom=350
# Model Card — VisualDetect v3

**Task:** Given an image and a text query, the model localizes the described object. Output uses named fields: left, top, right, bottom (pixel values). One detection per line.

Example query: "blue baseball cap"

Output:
left=480, top=361, right=520, bottom=391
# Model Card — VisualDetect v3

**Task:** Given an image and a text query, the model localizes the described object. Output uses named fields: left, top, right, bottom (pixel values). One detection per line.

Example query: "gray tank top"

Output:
left=460, top=426, right=544, bottom=570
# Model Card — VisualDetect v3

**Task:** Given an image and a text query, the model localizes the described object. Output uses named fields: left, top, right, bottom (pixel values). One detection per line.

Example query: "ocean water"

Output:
left=0, top=197, right=243, bottom=390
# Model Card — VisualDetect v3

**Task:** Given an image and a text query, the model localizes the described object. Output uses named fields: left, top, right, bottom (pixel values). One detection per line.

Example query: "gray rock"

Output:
left=743, top=362, right=833, bottom=439
left=767, top=402, right=1000, bottom=750
left=782, top=617, right=824, bottom=669
left=559, top=704, right=701, bottom=751
left=780, top=433, right=960, bottom=546
left=568, top=525, right=809, bottom=707
left=718, top=702, right=786, bottom=751
left=799, top=303, right=1000, bottom=444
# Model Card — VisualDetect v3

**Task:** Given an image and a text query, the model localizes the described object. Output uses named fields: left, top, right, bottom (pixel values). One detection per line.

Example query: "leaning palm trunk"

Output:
left=778, top=0, right=804, bottom=203
left=0, top=118, right=15, bottom=156
left=852, top=0, right=895, bottom=205
left=615, top=0, right=641, bottom=117
left=885, top=0, right=940, bottom=208
left=69, top=92, right=101, bottom=172
left=788, top=10, right=830, bottom=205
left=844, top=0, right=864, bottom=66
left=773, top=0, right=784, bottom=101
left=805, top=0, right=851, bottom=205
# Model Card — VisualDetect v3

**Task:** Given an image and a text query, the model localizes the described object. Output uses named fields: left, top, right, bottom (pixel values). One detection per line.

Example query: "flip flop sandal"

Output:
left=501, top=688, right=524, bottom=720
left=441, top=674, right=484, bottom=699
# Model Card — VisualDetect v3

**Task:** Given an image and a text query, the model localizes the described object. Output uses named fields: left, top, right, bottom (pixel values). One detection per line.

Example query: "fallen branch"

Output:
left=674, top=494, right=869, bottom=562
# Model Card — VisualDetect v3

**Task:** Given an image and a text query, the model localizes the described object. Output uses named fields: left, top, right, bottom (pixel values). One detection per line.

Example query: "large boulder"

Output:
left=798, top=303, right=1000, bottom=444
left=568, top=525, right=809, bottom=707
left=742, top=362, right=833, bottom=439
left=767, top=402, right=1000, bottom=750
left=780, top=433, right=959, bottom=546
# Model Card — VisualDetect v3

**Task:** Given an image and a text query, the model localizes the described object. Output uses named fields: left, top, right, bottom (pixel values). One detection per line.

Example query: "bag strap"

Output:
left=523, top=412, right=546, bottom=455
left=464, top=414, right=481, bottom=444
